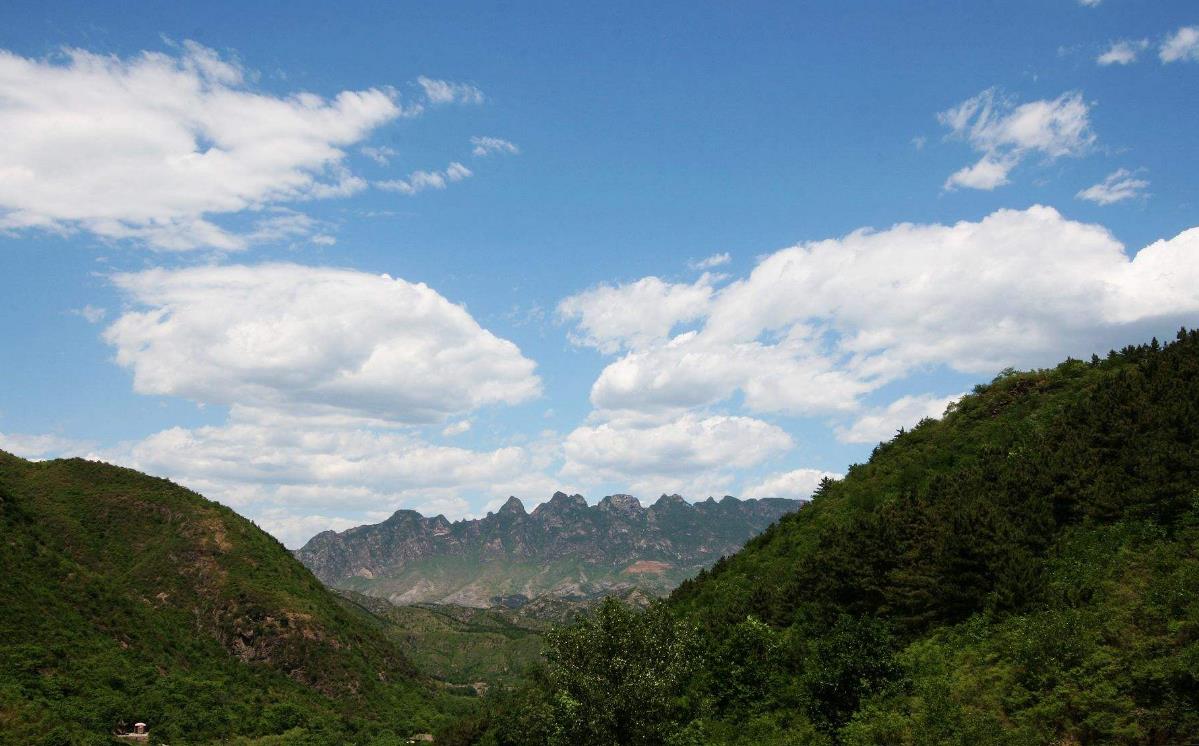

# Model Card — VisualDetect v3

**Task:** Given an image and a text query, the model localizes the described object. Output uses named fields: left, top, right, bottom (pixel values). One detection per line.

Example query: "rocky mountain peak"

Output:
left=497, top=496, right=526, bottom=516
left=652, top=493, right=687, bottom=508
left=534, top=492, right=587, bottom=515
left=599, top=494, right=643, bottom=513
left=295, top=491, right=805, bottom=605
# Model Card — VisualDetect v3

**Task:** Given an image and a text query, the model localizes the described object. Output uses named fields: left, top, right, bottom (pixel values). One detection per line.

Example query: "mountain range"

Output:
left=295, top=492, right=802, bottom=607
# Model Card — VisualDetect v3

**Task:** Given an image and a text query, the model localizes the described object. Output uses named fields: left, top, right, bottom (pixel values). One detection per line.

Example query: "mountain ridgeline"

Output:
left=452, top=330, right=1199, bottom=746
left=295, top=493, right=802, bottom=607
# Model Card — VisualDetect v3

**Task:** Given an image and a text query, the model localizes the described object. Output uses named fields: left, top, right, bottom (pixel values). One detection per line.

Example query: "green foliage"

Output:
left=0, top=453, right=461, bottom=744
left=348, top=596, right=549, bottom=686
left=543, top=598, right=702, bottom=745
left=453, top=329, right=1199, bottom=744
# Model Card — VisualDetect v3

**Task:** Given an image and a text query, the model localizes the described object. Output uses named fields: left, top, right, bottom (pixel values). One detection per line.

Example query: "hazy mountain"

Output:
left=295, top=492, right=801, bottom=607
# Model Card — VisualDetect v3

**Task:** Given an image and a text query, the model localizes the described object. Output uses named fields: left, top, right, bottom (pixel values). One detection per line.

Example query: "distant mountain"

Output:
left=0, top=451, right=448, bottom=744
left=295, top=492, right=802, bottom=606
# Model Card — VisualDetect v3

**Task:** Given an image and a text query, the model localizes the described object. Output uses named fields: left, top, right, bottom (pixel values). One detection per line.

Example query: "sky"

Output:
left=1, top=1, right=1197, bottom=547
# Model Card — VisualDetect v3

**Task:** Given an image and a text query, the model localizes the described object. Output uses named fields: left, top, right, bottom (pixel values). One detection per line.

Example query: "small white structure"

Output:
left=115, top=722, right=149, bottom=741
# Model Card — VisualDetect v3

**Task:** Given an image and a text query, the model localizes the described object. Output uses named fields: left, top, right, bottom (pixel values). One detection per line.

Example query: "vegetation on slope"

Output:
left=333, top=587, right=655, bottom=689
left=450, top=329, right=1199, bottom=745
left=0, top=454, right=466, bottom=745
left=333, top=590, right=549, bottom=687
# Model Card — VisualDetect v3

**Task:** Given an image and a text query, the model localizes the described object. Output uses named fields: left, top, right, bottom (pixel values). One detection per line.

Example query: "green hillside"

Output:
left=0, top=453, right=462, bottom=745
left=333, top=590, right=549, bottom=687
left=457, top=329, right=1199, bottom=745
left=334, top=588, right=654, bottom=689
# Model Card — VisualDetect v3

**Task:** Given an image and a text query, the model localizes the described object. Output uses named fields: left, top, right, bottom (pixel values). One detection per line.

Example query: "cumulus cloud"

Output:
left=97, top=409, right=561, bottom=547
left=561, top=413, right=792, bottom=497
left=252, top=511, right=374, bottom=549
left=568, top=207, right=1199, bottom=419
left=103, top=263, right=541, bottom=423
left=0, top=431, right=96, bottom=460
left=470, top=136, right=519, bottom=157
left=743, top=468, right=841, bottom=500
left=376, top=161, right=472, bottom=195
left=1077, top=168, right=1149, bottom=205
left=442, top=420, right=472, bottom=437
left=1160, top=26, right=1199, bottom=63
left=558, top=274, right=717, bottom=354
left=939, top=89, right=1095, bottom=190
left=417, top=76, right=484, bottom=105
left=835, top=392, right=964, bottom=444
left=0, top=42, right=405, bottom=250
left=1097, top=39, right=1149, bottom=66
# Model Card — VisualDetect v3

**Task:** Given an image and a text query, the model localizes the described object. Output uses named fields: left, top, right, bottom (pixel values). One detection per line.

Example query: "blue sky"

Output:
left=1, top=1, right=1197, bottom=546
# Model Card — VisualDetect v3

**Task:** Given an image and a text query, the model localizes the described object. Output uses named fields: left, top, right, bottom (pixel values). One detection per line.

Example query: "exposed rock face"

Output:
left=295, top=492, right=802, bottom=606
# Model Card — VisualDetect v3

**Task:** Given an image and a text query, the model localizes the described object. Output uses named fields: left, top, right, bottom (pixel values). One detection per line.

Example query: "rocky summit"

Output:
left=294, top=492, right=802, bottom=607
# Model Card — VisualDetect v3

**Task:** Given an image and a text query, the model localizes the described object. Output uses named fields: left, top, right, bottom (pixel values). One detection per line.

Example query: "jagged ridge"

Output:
left=295, top=492, right=801, bottom=606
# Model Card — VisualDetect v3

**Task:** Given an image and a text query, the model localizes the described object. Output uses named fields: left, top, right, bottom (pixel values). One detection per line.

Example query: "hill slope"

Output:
left=335, top=587, right=653, bottom=688
left=461, top=330, right=1199, bottom=745
left=296, top=493, right=801, bottom=606
left=0, top=453, right=451, bottom=744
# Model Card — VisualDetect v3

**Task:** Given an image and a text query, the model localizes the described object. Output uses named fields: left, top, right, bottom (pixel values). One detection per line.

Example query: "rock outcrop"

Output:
left=295, top=492, right=802, bottom=606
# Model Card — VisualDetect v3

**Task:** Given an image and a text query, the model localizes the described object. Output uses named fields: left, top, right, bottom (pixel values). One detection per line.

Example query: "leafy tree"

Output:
left=542, top=598, right=701, bottom=745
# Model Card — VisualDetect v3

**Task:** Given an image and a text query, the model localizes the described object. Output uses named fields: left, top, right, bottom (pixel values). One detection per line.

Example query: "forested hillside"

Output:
left=0, top=454, right=462, bottom=744
left=454, top=329, right=1199, bottom=745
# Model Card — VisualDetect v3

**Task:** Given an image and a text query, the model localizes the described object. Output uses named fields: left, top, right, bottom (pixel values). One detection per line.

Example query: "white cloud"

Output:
left=361, top=145, right=398, bottom=164
left=442, top=419, right=472, bottom=437
left=558, top=274, right=716, bottom=354
left=1076, top=168, right=1149, bottom=205
left=689, top=252, right=731, bottom=270
left=1097, top=39, right=1148, bottom=66
left=310, top=233, right=337, bottom=246
left=943, top=154, right=1015, bottom=191
left=562, top=413, right=793, bottom=497
left=445, top=162, right=473, bottom=181
left=417, top=76, right=484, bottom=105
left=743, top=468, right=841, bottom=500
left=0, top=431, right=96, bottom=460
left=939, top=89, right=1095, bottom=190
left=98, top=409, right=561, bottom=547
left=103, top=263, right=541, bottom=423
left=470, top=136, right=519, bottom=157
left=376, top=161, right=472, bottom=195
left=835, top=392, right=963, bottom=444
left=1078, top=0, right=1101, bottom=6
left=252, top=511, right=369, bottom=549
left=1160, top=26, right=1199, bottom=63
left=569, top=207, right=1199, bottom=419
left=0, top=42, right=404, bottom=250
left=71, top=304, right=107, bottom=324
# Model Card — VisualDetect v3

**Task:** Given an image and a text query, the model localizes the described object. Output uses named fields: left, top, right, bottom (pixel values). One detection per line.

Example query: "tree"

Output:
left=542, top=599, right=701, bottom=745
